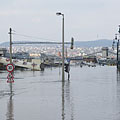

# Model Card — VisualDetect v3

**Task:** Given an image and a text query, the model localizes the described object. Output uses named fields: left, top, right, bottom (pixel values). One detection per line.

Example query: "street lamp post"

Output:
left=113, top=25, right=120, bottom=69
left=116, top=34, right=119, bottom=68
left=118, top=25, right=120, bottom=69
left=56, top=12, right=65, bottom=82
left=113, top=34, right=119, bottom=68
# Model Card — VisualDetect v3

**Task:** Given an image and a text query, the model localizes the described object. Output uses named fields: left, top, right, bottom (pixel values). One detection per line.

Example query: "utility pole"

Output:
left=8, top=28, right=13, bottom=94
left=9, top=28, right=12, bottom=64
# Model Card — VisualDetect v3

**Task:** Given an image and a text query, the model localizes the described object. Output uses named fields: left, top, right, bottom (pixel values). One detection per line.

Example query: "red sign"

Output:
left=7, top=72, right=14, bottom=80
left=6, top=64, right=14, bottom=72
left=7, top=72, right=14, bottom=83
left=7, top=80, right=14, bottom=83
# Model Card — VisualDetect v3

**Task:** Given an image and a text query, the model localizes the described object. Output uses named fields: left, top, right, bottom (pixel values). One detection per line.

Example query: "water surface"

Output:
left=0, top=66, right=120, bottom=120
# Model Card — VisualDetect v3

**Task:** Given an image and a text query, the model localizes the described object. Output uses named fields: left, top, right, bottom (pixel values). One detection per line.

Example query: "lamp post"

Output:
left=8, top=28, right=13, bottom=95
left=56, top=12, right=65, bottom=82
left=116, top=34, right=119, bottom=68
left=118, top=25, right=120, bottom=69
left=113, top=34, right=119, bottom=68
left=113, top=25, right=120, bottom=69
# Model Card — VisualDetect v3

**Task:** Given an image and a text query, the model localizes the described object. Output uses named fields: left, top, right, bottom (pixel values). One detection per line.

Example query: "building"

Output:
left=0, top=48, right=7, bottom=56
left=102, top=47, right=108, bottom=58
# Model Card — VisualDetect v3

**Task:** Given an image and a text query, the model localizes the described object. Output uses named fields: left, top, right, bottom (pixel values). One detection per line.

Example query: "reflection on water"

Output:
left=65, top=81, right=74, bottom=120
left=117, top=69, right=120, bottom=81
left=1, top=66, right=120, bottom=120
left=6, top=95, right=14, bottom=120
left=62, top=81, right=74, bottom=120
left=116, top=70, right=120, bottom=119
left=62, top=82, right=65, bottom=120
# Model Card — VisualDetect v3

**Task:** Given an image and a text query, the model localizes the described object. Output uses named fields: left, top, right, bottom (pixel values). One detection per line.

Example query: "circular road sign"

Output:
left=6, top=64, right=14, bottom=72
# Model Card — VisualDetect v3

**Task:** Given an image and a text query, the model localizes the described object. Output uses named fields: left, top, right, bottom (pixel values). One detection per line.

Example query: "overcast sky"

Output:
left=0, top=0, right=120, bottom=43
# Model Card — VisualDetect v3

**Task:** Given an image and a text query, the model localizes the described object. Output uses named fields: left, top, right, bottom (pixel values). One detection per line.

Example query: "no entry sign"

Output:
left=6, top=64, right=14, bottom=72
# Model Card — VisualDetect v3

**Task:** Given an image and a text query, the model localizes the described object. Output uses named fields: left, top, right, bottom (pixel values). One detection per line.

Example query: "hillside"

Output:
left=75, top=39, right=113, bottom=47
left=0, top=39, right=113, bottom=47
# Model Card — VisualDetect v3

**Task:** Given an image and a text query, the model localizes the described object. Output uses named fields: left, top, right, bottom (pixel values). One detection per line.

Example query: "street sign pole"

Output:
left=8, top=28, right=13, bottom=95
left=6, top=64, right=14, bottom=94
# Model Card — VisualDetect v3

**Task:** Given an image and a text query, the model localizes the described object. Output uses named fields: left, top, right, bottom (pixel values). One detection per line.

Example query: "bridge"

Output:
left=12, top=41, right=71, bottom=45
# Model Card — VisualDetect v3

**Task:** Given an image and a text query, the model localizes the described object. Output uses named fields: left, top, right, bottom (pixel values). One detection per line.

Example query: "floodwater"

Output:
left=0, top=66, right=120, bottom=120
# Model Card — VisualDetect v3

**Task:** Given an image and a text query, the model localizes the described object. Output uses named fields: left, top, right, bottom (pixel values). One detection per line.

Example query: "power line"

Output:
left=11, top=31, right=71, bottom=45
left=13, top=33, right=59, bottom=41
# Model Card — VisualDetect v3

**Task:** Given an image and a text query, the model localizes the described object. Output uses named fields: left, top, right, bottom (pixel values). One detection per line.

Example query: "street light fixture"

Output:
left=56, top=12, right=65, bottom=82
left=56, top=12, right=64, bottom=16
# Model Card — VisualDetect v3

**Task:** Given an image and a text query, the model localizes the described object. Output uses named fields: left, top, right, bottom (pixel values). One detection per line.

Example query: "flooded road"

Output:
left=0, top=66, right=120, bottom=120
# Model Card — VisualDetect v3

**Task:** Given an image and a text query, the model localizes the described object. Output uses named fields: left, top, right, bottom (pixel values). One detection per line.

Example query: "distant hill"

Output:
left=0, top=42, right=9, bottom=47
left=0, top=39, right=113, bottom=47
left=75, top=39, right=113, bottom=47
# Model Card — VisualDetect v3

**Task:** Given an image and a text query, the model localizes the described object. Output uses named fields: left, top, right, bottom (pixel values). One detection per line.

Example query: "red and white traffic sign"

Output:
left=7, top=72, right=14, bottom=83
left=7, top=72, right=14, bottom=80
left=7, top=79, right=14, bottom=83
left=6, top=64, right=14, bottom=72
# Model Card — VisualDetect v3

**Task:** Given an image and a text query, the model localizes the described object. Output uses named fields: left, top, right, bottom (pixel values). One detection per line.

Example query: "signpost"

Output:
left=7, top=28, right=14, bottom=95
left=6, top=64, right=14, bottom=73
left=6, top=63, right=14, bottom=94
left=6, top=64, right=14, bottom=83
left=7, top=72, right=14, bottom=83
